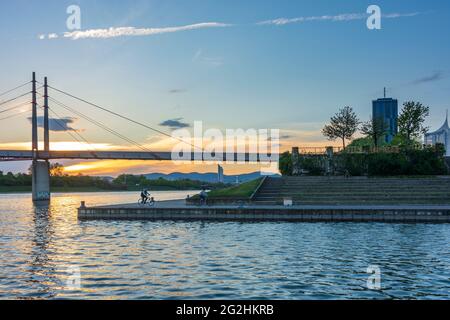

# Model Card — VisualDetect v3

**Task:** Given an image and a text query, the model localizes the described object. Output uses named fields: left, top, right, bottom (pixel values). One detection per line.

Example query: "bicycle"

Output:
left=138, top=197, right=155, bottom=206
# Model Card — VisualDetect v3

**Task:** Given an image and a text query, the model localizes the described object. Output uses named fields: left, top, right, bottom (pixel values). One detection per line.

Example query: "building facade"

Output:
left=425, top=112, right=450, bottom=156
left=217, top=165, right=224, bottom=183
left=372, top=97, right=399, bottom=144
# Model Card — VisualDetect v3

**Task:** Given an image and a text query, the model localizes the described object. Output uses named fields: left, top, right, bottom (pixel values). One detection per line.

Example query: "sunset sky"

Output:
left=1, top=0, right=450, bottom=176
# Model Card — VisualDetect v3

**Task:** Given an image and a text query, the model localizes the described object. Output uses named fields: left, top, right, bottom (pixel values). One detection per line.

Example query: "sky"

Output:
left=1, top=0, right=450, bottom=176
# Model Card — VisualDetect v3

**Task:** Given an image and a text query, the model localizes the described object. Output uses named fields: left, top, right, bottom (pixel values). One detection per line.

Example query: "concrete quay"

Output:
left=78, top=200, right=450, bottom=223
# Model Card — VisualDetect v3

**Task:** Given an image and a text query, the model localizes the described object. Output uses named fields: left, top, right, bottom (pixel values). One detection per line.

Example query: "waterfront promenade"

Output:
left=78, top=200, right=450, bottom=223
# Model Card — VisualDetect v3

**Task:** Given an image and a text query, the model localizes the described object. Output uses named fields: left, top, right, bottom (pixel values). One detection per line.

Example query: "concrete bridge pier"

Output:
left=32, top=160, right=50, bottom=202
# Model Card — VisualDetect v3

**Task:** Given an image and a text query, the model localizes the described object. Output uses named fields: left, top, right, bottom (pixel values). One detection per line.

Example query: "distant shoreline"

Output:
left=0, top=186, right=201, bottom=194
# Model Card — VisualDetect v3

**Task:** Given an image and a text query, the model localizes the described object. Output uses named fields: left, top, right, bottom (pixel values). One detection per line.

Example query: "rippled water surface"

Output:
left=0, top=191, right=449, bottom=299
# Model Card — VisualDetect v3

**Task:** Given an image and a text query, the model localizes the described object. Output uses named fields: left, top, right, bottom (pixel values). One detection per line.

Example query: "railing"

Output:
left=295, top=144, right=436, bottom=155
left=295, top=147, right=342, bottom=155
left=342, top=144, right=438, bottom=154
left=342, top=146, right=401, bottom=154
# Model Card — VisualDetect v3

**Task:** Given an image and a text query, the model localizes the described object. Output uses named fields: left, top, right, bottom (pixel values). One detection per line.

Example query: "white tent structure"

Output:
left=425, top=111, right=450, bottom=156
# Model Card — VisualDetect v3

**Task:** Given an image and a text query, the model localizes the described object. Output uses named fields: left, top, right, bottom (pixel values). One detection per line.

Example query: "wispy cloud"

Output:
left=28, top=116, right=78, bottom=132
left=192, top=49, right=224, bottom=67
left=159, top=118, right=191, bottom=130
left=40, top=22, right=231, bottom=40
left=258, top=12, right=421, bottom=26
left=38, top=33, right=58, bottom=40
left=169, top=89, right=186, bottom=94
left=412, top=71, right=446, bottom=85
left=38, top=11, right=423, bottom=41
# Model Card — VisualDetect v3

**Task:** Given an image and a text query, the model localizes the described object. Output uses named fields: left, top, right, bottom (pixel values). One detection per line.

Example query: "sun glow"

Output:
left=62, top=159, right=267, bottom=176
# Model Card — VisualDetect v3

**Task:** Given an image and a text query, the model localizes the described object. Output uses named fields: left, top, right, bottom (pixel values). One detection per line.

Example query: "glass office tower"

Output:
left=372, top=96, right=398, bottom=144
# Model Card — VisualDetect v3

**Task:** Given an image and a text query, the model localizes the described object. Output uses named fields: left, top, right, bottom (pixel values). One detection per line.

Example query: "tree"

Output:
left=50, top=163, right=65, bottom=177
left=360, top=117, right=388, bottom=148
left=322, top=106, right=359, bottom=149
left=398, top=101, right=430, bottom=143
left=347, top=137, right=373, bottom=148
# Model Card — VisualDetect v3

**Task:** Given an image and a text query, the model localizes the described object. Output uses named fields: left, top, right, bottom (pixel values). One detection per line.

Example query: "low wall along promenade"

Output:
left=78, top=201, right=450, bottom=223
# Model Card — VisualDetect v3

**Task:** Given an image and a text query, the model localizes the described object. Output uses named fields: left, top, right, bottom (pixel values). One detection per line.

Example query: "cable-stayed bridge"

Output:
left=0, top=73, right=278, bottom=201
left=0, top=150, right=267, bottom=162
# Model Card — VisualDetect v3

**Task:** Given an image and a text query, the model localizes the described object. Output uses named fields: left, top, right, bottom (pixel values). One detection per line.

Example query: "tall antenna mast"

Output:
left=384, top=87, right=386, bottom=98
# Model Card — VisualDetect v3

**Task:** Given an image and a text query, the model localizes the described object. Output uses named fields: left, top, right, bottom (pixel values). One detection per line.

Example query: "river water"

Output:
left=0, top=191, right=449, bottom=300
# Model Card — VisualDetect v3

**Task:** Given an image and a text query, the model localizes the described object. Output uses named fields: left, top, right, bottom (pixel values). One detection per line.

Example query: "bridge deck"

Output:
left=0, top=150, right=278, bottom=162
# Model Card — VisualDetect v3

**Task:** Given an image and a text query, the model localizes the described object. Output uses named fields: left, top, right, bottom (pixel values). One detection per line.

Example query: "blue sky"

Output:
left=1, top=0, right=450, bottom=174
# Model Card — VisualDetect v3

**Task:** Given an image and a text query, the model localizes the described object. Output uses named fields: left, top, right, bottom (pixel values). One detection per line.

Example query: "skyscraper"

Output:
left=217, top=165, right=224, bottom=183
left=372, top=88, right=398, bottom=144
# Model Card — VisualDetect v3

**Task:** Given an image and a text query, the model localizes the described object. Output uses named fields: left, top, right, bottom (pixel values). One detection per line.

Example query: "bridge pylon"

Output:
left=31, top=73, right=50, bottom=202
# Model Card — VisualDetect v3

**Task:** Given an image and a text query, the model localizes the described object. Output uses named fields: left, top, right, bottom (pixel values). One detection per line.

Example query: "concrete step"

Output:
left=256, top=192, right=450, bottom=197
left=258, top=188, right=450, bottom=193
left=253, top=199, right=450, bottom=204
left=252, top=176, right=450, bottom=205
left=276, top=183, right=450, bottom=187
left=259, top=186, right=450, bottom=190
left=256, top=192, right=450, bottom=196
left=278, top=181, right=450, bottom=184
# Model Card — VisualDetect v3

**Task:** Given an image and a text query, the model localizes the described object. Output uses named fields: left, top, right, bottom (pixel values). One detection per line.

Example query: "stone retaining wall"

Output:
left=78, top=206, right=450, bottom=223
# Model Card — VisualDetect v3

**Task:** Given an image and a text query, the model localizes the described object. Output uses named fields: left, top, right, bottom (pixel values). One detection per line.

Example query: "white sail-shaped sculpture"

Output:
left=425, top=111, right=450, bottom=156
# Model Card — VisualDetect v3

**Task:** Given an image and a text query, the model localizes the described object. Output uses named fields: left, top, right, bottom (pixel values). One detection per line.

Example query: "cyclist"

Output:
left=140, top=188, right=150, bottom=204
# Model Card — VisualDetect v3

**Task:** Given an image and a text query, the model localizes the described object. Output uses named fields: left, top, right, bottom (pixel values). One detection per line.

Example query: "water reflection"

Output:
left=0, top=191, right=449, bottom=299
left=27, top=202, right=56, bottom=298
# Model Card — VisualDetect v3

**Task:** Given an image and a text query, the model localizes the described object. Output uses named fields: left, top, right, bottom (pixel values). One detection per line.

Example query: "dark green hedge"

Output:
left=280, top=144, right=448, bottom=176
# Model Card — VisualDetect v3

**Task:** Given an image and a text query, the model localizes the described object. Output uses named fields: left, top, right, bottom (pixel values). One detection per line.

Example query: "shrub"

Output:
left=367, top=153, right=410, bottom=176
left=338, top=153, right=367, bottom=176
left=280, top=144, right=448, bottom=177
left=405, top=145, right=447, bottom=176
left=299, top=157, right=325, bottom=175
left=278, top=152, right=292, bottom=176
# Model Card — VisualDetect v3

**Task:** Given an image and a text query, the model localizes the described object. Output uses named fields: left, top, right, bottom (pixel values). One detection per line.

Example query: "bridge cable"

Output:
left=0, top=81, right=31, bottom=98
left=0, top=100, right=32, bottom=114
left=47, top=96, right=154, bottom=154
left=37, top=96, right=96, bottom=151
left=38, top=90, right=159, bottom=154
left=47, top=107, right=96, bottom=151
left=0, top=107, right=32, bottom=121
left=49, top=97, right=151, bottom=151
left=0, top=92, right=31, bottom=107
left=48, top=85, right=202, bottom=152
left=47, top=96, right=163, bottom=159
left=43, top=105, right=97, bottom=152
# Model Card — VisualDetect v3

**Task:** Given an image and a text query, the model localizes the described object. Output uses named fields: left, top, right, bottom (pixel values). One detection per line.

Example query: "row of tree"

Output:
left=0, top=164, right=226, bottom=191
left=322, top=101, right=430, bottom=149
